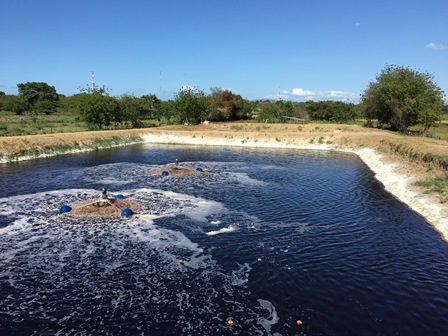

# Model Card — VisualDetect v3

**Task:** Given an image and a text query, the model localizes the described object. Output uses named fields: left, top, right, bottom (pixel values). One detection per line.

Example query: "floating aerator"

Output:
left=59, top=205, right=72, bottom=213
left=115, top=194, right=125, bottom=199
left=196, top=167, right=203, bottom=172
left=121, top=208, right=133, bottom=217
left=161, top=171, right=169, bottom=176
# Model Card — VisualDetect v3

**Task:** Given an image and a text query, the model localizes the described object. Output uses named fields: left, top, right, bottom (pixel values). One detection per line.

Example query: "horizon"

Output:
left=1, top=0, right=447, bottom=103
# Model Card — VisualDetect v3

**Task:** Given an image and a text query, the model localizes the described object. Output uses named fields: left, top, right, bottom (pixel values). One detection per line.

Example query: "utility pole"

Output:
left=91, top=71, right=95, bottom=90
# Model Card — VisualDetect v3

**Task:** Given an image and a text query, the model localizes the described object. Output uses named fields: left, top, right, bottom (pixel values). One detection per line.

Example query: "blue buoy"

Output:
left=59, top=205, right=72, bottom=213
left=115, top=194, right=125, bottom=199
left=121, top=208, right=133, bottom=217
left=196, top=167, right=203, bottom=172
left=161, top=171, right=169, bottom=176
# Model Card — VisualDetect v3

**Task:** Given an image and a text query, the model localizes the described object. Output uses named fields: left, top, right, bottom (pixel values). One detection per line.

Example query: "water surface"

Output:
left=1, top=144, right=447, bottom=335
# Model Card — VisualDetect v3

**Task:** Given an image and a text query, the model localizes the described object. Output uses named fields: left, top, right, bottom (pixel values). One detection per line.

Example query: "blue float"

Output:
left=161, top=171, right=169, bottom=176
left=121, top=208, right=133, bottom=217
left=115, top=194, right=125, bottom=199
left=196, top=167, right=203, bottom=172
left=59, top=205, right=72, bottom=213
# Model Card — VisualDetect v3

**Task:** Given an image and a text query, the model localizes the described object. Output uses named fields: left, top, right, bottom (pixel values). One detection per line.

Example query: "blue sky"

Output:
left=1, top=0, right=447, bottom=102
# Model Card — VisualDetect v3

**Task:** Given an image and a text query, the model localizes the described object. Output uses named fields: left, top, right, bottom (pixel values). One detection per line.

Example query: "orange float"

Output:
left=257, top=258, right=262, bottom=262
left=227, top=319, right=234, bottom=326
left=178, top=259, right=184, bottom=265
left=296, top=319, right=303, bottom=325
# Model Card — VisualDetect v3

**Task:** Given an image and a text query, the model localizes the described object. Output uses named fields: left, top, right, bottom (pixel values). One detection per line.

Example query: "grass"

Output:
left=414, top=175, right=448, bottom=203
left=408, top=121, right=448, bottom=141
left=0, top=110, right=88, bottom=136
left=230, top=125, right=244, bottom=131
left=0, top=110, right=164, bottom=136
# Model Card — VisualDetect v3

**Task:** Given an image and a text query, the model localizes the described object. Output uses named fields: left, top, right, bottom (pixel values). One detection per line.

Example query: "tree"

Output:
left=361, top=65, right=445, bottom=133
left=17, top=82, right=59, bottom=114
left=1, top=95, right=29, bottom=115
left=256, top=101, right=280, bottom=122
left=141, top=94, right=162, bottom=120
left=119, top=94, right=146, bottom=128
left=75, top=85, right=119, bottom=129
left=173, top=86, right=210, bottom=124
left=443, top=104, right=448, bottom=115
left=208, top=88, right=251, bottom=121
left=304, top=100, right=320, bottom=120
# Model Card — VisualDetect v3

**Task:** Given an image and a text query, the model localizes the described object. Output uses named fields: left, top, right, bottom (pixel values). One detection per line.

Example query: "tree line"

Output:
left=0, top=65, right=446, bottom=133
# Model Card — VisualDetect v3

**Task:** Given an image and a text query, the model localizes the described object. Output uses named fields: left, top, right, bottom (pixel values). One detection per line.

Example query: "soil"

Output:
left=67, top=198, right=143, bottom=219
left=1, top=123, right=446, bottom=159
left=148, top=166, right=203, bottom=176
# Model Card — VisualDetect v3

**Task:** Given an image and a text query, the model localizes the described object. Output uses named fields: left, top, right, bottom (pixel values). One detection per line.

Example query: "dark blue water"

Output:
left=0, top=144, right=447, bottom=335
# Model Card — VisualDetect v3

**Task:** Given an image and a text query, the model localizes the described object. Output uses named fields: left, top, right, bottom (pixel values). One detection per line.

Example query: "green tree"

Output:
left=256, top=101, right=281, bottom=122
left=173, top=87, right=210, bottom=124
left=76, top=85, right=119, bottom=129
left=1, top=95, right=29, bottom=115
left=254, top=100, right=296, bottom=123
left=327, top=101, right=356, bottom=123
left=141, top=94, right=162, bottom=120
left=119, top=94, right=146, bottom=128
left=159, top=100, right=177, bottom=123
left=442, top=104, right=448, bottom=115
left=304, top=100, right=318, bottom=119
left=59, top=95, right=85, bottom=114
left=361, top=65, right=445, bottom=133
left=17, top=82, right=59, bottom=114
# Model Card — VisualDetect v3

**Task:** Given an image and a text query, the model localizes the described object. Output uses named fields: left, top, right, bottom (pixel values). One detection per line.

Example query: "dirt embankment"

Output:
left=0, top=123, right=444, bottom=154
left=1, top=122, right=447, bottom=176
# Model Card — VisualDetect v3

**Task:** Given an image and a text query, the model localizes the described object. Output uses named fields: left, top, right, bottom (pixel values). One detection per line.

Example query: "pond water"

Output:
left=0, top=144, right=447, bottom=335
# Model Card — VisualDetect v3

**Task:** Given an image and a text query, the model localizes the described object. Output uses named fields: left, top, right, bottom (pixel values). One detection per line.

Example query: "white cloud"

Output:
left=355, top=22, right=361, bottom=27
left=426, top=42, right=448, bottom=50
left=291, top=88, right=316, bottom=96
left=267, top=87, right=357, bottom=102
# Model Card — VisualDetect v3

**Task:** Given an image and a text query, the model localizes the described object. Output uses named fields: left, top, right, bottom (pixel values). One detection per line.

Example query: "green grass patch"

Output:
left=0, top=110, right=163, bottom=136
left=230, top=125, right=244, bottom=131
left=414, top=176, right=448, bottom=194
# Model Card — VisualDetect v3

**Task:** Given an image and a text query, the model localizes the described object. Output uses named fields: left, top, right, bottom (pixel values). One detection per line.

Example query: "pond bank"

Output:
left=1, top=123, right=447, bottom=241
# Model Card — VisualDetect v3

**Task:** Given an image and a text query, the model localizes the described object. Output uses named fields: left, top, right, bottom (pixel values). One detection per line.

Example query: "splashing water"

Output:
left=1, top=146, right=448, bottom=335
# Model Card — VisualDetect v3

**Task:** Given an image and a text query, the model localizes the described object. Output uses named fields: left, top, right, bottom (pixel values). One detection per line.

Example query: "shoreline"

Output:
left=141, top=133, right=448, bottom=242
left=0, top=123, right=447, bottom=242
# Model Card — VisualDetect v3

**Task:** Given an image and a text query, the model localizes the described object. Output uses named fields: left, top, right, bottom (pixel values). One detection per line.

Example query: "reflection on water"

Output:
left=0, top=144, right=447, bottom=335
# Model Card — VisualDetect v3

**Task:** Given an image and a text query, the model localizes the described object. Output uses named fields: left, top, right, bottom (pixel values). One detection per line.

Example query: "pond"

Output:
left=1, top=144, right=447, bottom=335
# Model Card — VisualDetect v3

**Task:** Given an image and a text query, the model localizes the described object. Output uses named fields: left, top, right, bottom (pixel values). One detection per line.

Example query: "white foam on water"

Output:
left=0, top=162, right=278, bottom=334
left=230, top=262, right=252, bottom=286
left=231, top=172, right=268, bottom=186
left=0, top=216, right=31, bottom=237
left=137, top=188, right=226, bottom=223
left=206, top=225, right=237, bottom=236
left=257, top=299, right=280, bottom=335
